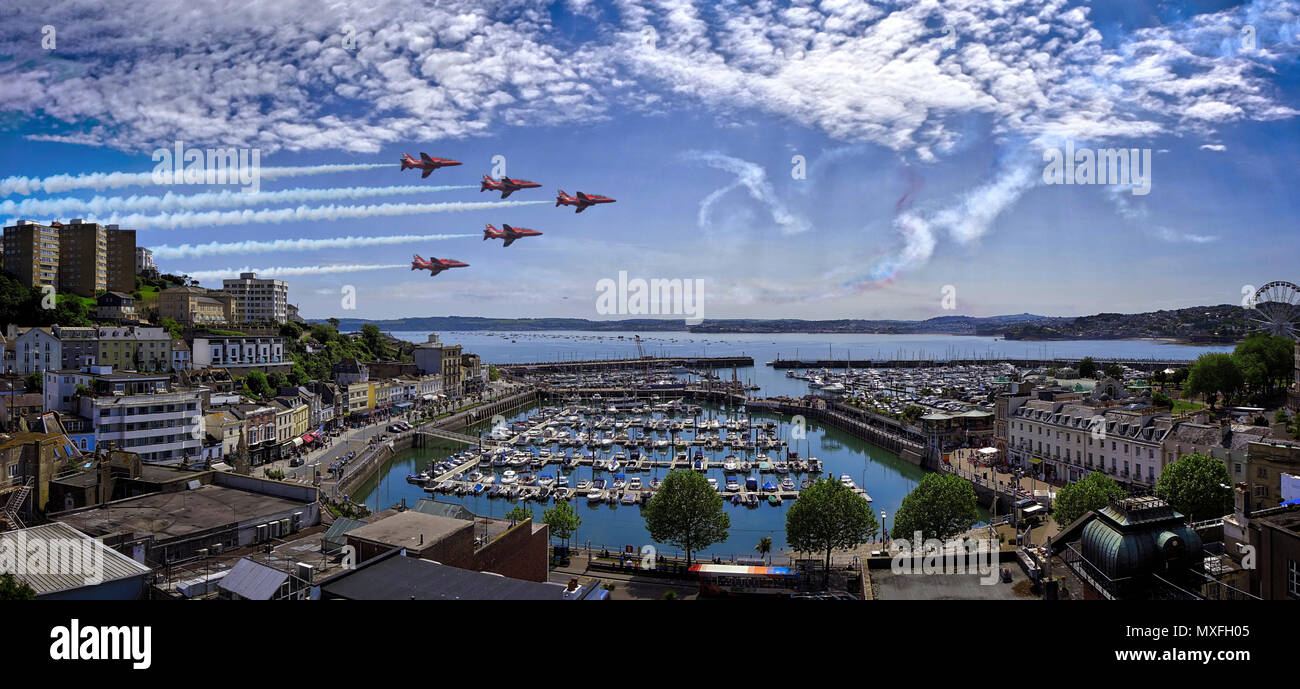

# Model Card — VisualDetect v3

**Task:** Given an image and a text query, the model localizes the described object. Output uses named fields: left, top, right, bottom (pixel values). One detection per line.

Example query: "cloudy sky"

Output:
left=1, top=0, right=1298, bottom=321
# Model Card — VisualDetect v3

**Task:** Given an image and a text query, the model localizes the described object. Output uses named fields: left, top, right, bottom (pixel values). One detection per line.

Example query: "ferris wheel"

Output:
left=1246, top=280, right=1300, bottom=340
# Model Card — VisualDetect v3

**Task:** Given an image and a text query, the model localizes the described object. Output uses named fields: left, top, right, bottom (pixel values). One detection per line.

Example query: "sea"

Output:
left=351, top=331, right=1234, bottom=558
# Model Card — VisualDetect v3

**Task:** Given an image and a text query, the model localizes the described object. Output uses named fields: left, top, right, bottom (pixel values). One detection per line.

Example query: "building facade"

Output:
left=221, top=272, right=289, bottom=324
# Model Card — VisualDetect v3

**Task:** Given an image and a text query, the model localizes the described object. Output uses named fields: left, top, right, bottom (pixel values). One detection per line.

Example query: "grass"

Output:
left=1171, top=399, right=1206, bottom=414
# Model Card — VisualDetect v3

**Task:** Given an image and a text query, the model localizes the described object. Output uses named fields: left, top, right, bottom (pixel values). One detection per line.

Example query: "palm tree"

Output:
left=755, top=536, right=772, bottom=565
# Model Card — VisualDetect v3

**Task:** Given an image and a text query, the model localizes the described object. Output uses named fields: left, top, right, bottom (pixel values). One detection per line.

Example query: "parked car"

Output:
left=289, top=457, right=304, bottom=468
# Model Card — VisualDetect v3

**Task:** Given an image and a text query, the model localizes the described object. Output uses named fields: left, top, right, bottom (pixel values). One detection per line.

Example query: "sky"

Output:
left=1, top=0, right=1298, bottom=322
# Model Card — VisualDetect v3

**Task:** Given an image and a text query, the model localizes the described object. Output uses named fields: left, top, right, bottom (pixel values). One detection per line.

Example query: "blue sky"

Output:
left=1, top=0, right=1298, bottom=321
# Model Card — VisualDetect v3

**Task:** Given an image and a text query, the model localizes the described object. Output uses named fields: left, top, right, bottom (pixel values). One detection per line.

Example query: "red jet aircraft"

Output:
left=556, top=189, right=616, bottom=213
left=400, top=152, right=462, bottom=178
left=480, top=174, right=542, bottom=199
left=483, top=223, right=543, bottom=247
left=410, top=254, right=469, bottom=277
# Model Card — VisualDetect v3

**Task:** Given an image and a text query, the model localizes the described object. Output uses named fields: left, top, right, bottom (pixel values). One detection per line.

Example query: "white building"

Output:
left=135, top=246, right=155, bottom=273
left=221, top=272, right=288, bottom=324
left=191, top=335, right=285, bottom=368
left=43, top=366, right=203, bottom=464
left=6, top=326, right=61, bottom=375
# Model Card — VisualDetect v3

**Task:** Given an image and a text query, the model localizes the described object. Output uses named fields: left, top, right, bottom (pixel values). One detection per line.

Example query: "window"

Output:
left=1289, top=560, right=1299, bottom=599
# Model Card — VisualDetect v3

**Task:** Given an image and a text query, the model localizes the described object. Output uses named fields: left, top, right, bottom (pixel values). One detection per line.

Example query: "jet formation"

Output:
left=397, top=152, right=619, bottom=277
left=483, top=223, right=543, bottom=247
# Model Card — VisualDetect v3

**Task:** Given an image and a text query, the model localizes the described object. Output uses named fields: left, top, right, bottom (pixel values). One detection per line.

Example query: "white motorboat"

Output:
left=500, top=470, right=518, bottom=485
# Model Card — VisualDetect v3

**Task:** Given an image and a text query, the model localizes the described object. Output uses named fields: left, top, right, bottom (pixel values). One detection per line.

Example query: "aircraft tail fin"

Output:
left=420, top=152, right=434, bottom=163
left=483, top=225, right=496, bottom=241
left=556, top=190, right=566, bottom=207
left=401, top=157, right=411, bottom=170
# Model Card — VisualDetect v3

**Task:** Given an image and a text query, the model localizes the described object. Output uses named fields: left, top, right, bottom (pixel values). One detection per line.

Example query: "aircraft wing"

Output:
left=502, top=236, right=516, bottom=247
left=421, top=168, right=433, bottom=179
left=575, top=205, right=586, bottom=213
left=499, top=188, right=513, bottom=199
left=420, top=152, right=434, bottom=163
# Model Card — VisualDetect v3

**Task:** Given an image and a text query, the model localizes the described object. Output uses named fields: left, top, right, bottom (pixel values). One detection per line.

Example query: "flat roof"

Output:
left=320, top=554, right=567, bottom=600
left=345, top=510, right=471, bottom=549
left=56, top=484, right=310, bottom=541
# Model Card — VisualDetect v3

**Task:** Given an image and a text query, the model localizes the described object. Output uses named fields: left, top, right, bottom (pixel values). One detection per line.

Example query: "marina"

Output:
left=401, top=401, right=868, bottom=510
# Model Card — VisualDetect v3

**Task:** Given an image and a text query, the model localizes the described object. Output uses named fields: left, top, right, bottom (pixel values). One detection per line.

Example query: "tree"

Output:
left=1078, top=356, right=1098, bottom=379
left=1103, top=363, right=1124, bottom=380
left=1232, top=334, right=1293, bottom=402
left=267, top=371, right=289, bottom=392
left=542, top=499, right=582, bottom=546
left=900, top=405, right=925, bottom=424
left=755, top=536, right=772, bottom=564
left=0, top=572, right=35, bottom=600
left=1184, top=352, right=1242, bottom=410
left=785, top=477, right=878, bottom=584
left=1151, top=390, right=1173, bottom=409
left=360, top=324, right=391, bottom=359
left=24, top=372, right=42, bottom=393
left=642, top=469, right=730, bottom=566
left=245, top=370, right=273, bottom=398
left=891, top=473, right=979, bottom=541
left=506, top=504, right=532, bottom=525
left=1052, top=472, right=1126, bottom=526
left=1155, top=452, right=1233, bottom=521
left=326, top=317, right=340, bottom=330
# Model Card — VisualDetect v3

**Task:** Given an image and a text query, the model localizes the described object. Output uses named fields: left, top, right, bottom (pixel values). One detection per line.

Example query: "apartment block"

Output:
left=42, top=366, right=203, bottom=464
left=2, top=219, right=135, bottom=297
left=2, top=220, right=59, bottom=291
left=221, top=272, right=289, bottom=324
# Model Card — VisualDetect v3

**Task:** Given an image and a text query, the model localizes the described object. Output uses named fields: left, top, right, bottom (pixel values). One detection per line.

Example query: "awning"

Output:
left=291, top=437, right=304, bottom=447
left=395, top=402, right=413, bottom=409
left=1029, top=457, right=1043, bottom=464
left=978, top=447, right=998, bottom=455
left=1021, top=504, right=1045, bottom=515
left=422, top=394, right=436, bottom=401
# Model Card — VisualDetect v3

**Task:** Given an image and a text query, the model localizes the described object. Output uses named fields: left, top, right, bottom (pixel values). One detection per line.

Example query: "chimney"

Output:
left=567, top=577, right=579, bottom=592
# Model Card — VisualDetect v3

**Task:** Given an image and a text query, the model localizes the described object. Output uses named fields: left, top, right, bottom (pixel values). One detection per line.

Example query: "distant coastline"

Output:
left=315, top=304, right=1249, bottom=344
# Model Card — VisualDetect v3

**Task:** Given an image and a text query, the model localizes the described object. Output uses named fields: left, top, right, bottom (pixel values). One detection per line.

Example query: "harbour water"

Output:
left=352, top=331, right=1230, bottom=558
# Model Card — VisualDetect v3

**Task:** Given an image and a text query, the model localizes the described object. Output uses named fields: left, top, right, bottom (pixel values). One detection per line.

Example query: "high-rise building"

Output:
left=221, top=272, right=288, bottom=323
left=2, top=220, right=60, bottom=291
left=1, top=219, right=135, bottom=297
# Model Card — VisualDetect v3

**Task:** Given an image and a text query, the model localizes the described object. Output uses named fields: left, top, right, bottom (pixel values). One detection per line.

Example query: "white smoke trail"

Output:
left=153, top=233, right=476, bottom=259
left=0, top=163, right=389, bottom=196
left=682, top=150, right=810, bottom=235
left=73, top=199, right=549, bottom=230
left=184, top=263, right=409, bottom=281
left=0, top=184, right=474, bottom=218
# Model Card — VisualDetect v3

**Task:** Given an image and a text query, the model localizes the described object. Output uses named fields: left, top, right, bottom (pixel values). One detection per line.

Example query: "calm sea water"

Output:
left=352, top=331, right=1231, bottom=558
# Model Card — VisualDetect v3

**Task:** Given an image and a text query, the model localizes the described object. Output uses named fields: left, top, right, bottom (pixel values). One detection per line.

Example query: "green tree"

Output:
left=245, top=370, right=272, bottom=398
left=1078, top=356, right=1098, bottom=379
left=755, top=536, right=772, bottom=564
left=891, top=473, right=979, bottom=541
left=159, top=316, right=184, bottom=340
left=1232, top=334, right=1293, bottom=402
left=785, top=477, right=878, bottom=584
left=900, top=405, right=925, bottom=424
left=1184, top=352, right=1243, bottom=410
left=280, top=321, right=303, bottom=340
left=1155, top=452, right=1233, bottom=521
left=542, top=499, right=582, bottom=546
left=506, top=504, right=532, bottom=525
left=24, top=372, right=42, bottom=393
left=1052, top=472, right=1126, bottom=526
left=0, top=572, right=35, bottom=600
left=642, top=469, right=730, bottom=566
left=1103, top=363, right=1124, bottom=380
left=1151, top=390, right=1173, bottom=408
left=267, top=371, right=289, bottom=392
left=488, top=365, right=501, bottom=382
left=360, top=323, right=391, bottom=359
left=327, top=317, right=340, bottom=330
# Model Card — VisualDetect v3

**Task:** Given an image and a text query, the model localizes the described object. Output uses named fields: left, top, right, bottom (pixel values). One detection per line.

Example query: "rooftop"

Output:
left=319, top=553, right=569, bottom=600
left=345, top=510, right=471, bottom=549
left=0, top=522, right=153, bottom=596
left=56, top=484, right=311, bottom=541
